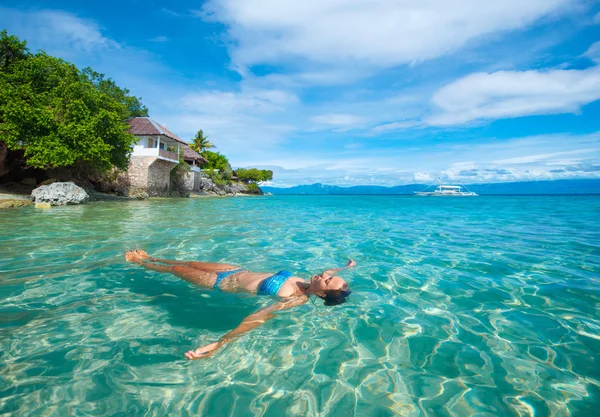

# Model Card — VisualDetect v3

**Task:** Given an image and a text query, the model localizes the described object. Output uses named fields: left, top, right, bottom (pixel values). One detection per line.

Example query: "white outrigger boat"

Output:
left=415, top=184, right=478, bottom=197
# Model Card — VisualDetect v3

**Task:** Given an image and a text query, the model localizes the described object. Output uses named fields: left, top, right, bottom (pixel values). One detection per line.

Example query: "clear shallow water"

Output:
left=1, top=195, right=599, bottom=416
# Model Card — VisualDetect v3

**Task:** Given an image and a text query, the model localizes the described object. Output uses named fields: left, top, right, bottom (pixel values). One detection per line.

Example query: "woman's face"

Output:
left=309, top=273, right=347, bottom=292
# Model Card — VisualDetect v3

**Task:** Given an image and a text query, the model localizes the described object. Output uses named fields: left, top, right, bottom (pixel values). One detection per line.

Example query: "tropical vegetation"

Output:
left=189, top=129, right=215, bottom=153
left=236, top=168, right=273, bottom=183
left=0, top=31, right=146, bottom=175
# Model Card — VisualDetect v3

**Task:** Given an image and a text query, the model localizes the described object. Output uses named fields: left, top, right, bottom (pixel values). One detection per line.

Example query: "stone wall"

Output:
left=119, top=156, right=176, bottom=197
left=182, top=171, right=196, bottom=193
left=125, top=156, right=152, bottom=197
left=147, top=159, right=176, bottom=196
left=193, top=171, right=200, bottom=191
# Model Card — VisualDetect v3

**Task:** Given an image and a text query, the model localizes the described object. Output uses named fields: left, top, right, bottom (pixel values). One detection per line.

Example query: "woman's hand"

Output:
left=347, top=259, right=356, bottom=267
left=185, top=341, right=224, bottom=360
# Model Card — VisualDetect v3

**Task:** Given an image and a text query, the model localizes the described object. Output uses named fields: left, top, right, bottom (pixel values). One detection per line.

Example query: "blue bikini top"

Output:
left=257, top=270, right=293, bottom=296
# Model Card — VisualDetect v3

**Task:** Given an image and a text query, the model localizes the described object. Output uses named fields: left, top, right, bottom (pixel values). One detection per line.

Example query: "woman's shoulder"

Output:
left=277, top=276, right=306, bottom=298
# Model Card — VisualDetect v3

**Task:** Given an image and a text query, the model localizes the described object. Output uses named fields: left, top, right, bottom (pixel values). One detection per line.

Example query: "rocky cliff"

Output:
left=193, top=178, right=263, bottom=196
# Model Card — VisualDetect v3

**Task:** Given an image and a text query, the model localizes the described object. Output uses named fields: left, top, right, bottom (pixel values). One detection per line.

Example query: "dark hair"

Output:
left=318, top=287, right=352, bottom=306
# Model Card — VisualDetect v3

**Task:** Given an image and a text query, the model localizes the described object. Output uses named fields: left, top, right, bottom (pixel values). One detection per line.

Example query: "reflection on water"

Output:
left=1, top=196, right=599, bottom=416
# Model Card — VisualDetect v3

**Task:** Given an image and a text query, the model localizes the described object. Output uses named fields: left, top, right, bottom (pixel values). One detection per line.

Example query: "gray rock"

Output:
left=133, top=191, right=149, bottom=200
left=31, top=182, right=89, bottom=205
left=229, top=183, right=248, bottom=194
left=197, top=177, right=251, bottom=195
left=0, top=199, right=31, bottom=209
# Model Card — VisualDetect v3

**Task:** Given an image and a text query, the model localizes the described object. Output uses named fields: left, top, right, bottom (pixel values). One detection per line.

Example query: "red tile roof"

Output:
left=128, top=117, right=207, bottom=164
left=128, top=117, right=188, bottom=145
left=182, top=144, right=207, bottom=163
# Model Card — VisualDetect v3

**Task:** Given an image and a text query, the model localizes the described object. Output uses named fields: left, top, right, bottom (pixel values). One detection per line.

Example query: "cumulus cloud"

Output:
left=427, top=66, right=600, bottom=125
left=0, top=8, right=119, bottom=53
left=414, top=172, right=435, bottom=182
left=585, top=41, right=600, bottom=64
left=253, top=132, right=600, bottom=186
left=199, top=0, right=572, bottom=73
left=161, top=88, right=300, bottom=160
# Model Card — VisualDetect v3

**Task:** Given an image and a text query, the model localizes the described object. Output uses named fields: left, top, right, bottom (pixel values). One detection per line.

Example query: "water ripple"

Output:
left=1, top=195, right=599, bottom=416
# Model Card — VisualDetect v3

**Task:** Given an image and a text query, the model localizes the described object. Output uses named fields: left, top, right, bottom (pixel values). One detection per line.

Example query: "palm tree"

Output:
left=190, top=129, right=215, bottom=153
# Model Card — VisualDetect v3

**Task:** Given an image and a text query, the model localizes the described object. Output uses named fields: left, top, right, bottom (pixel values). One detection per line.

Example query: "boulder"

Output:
left=228, top=183, right=248, bottom=194
left=0, top=199, right=31, bottom=209
left=131, top=191, right=149, bottom=200
left=31, top=182, right=89, bottom=205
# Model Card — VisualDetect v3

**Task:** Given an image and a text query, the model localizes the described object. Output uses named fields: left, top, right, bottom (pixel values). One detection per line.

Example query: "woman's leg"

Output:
left=150, top=259, right=240, bottom=272
left=126, top=251, right=216, bottom=287
left=134, top=250, right=240, bottom=272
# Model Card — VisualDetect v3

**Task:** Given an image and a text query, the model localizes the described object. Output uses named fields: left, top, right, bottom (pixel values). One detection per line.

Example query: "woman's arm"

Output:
left=322, top=259, right=356, bottom=276
left=185, top=296, right=308, bottom=360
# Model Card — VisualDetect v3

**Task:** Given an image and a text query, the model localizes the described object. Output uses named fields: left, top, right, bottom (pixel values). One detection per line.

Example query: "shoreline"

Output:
left=0, top=189, right=263, bottom=207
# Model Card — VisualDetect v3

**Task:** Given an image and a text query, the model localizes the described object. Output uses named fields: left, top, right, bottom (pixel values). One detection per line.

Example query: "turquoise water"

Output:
left=1, top=195, right=599, bottom=416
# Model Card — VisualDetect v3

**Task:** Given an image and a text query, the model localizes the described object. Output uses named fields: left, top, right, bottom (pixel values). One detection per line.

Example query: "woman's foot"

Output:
left=134, top=249, right=150, bottom=261
left=125, top=250, right=144, bottom=263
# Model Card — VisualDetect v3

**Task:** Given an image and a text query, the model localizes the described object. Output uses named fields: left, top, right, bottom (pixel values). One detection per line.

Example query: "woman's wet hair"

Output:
left=317, top=284, right=352, bottom=306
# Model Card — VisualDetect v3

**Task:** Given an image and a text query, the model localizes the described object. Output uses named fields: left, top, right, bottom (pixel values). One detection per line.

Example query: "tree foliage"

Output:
left=0, top=31, right=148, bottom=171
left=190, top=129, right=215, bottom=153
left=200, top=150, right=231, bottom=172
left=236, top=168, right=273, bottom=183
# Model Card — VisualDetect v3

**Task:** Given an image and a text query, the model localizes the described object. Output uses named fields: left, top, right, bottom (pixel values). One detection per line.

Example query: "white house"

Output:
left=123, top=117, right=206, bottom=196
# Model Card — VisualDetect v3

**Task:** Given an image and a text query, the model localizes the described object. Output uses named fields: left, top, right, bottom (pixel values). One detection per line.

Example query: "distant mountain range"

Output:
left=262, top=179, right=600, bottom=195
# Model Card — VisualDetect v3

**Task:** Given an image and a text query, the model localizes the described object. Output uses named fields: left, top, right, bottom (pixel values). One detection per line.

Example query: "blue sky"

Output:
left=1, top=0, right=599, bottom=187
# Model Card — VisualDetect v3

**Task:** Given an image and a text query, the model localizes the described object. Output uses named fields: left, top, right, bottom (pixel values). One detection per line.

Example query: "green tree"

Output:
left=0, top=31, right=145, bottom=171
left=236, top=168, right=273, bottom=183
left=0, top=30, right=27, bottom=70
left=190, top=129, right=215, bottom=153
left=82, top=67, right=148, bottom=118
left=200, top=150, right=231, bottom=172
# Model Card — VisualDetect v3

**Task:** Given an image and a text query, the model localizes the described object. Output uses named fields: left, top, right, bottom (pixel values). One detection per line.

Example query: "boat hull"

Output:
left=414, top=192, right=478, bottom=196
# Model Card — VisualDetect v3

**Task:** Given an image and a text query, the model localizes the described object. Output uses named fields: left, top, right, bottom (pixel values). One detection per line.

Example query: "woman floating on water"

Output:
left=125, top=250, right=354, bottom=360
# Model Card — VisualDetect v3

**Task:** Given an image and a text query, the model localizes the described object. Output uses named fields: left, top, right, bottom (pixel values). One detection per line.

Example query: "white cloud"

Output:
left=585, top=41, right=600, bottom=64
left=200, top=0, right=572, bottom=72
left=310, top=113, right=367, bottom=129
left=161, top=88, right=300, bottom=160
left=150, top=36, right=169, bottom=43
left=181, top=89, right=298, bottom=114
left=414, top=172, right=434, bottom=182
left=492, top=149, right=598, bottom=165
left=427, top=67, right=600, bottom=125
left=0, top=8, right=118, bottom=53
left=371, top=121, right=422, bottom=134
left=249, top=132, right=600, bottom=186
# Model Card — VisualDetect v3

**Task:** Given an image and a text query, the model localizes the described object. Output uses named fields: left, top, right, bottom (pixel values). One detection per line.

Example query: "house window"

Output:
left=159, top=142, right=165, bottom=150
left=148, top=138, right=155, bottom=148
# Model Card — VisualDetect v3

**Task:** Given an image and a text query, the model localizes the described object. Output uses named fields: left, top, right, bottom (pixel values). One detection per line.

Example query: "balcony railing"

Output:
left=159, top=149, right=178, bottom=161
left=132, top=147, right=179, bottom=162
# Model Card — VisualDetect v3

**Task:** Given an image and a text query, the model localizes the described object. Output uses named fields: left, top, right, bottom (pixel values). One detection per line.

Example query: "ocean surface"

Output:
left=1, top=195, right=599, bottom=416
